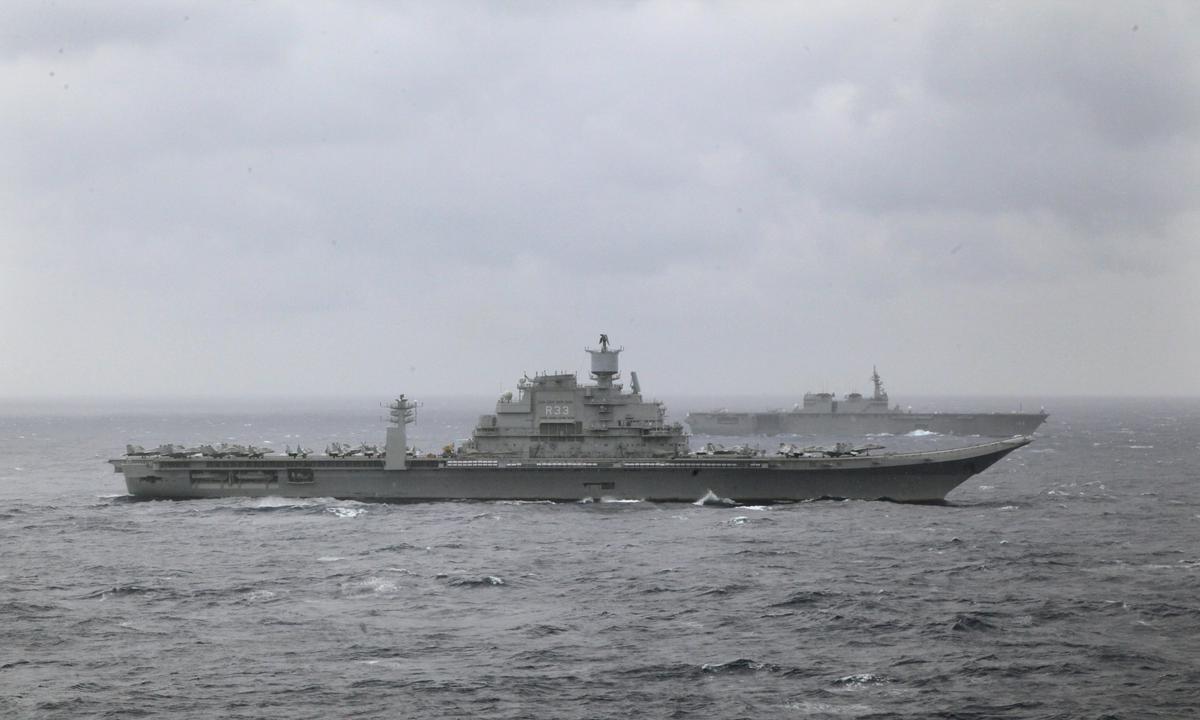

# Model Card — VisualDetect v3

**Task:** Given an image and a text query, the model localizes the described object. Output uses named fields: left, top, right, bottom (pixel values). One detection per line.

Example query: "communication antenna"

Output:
left=386, top=394, right=420, bottom=426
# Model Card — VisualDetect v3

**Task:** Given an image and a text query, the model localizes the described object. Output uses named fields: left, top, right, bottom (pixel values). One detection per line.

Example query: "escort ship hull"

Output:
left=111, top=436, right=1031, bottom=504
left=687, top=367, right=1047, bottom=438
left=685, top=411, right=1048, bottom=438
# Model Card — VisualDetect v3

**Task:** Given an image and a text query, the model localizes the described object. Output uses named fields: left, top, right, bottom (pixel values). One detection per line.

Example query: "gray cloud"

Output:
left=2, top=1, right=1198, bottom=398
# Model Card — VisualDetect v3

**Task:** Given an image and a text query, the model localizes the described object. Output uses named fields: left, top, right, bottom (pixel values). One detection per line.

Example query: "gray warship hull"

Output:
left=685, top=411, right=1048, bottom=438
left=111, top=436, right=1031, bottom=504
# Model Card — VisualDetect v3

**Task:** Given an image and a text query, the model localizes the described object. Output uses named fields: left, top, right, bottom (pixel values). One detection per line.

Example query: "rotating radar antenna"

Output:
left=586, top=333, right=622, bottom=387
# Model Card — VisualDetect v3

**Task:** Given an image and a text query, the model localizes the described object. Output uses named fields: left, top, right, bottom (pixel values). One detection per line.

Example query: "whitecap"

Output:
left=906, top=429, right=938, bottom=437
left=357, top=576, right=398, bottom=593
left=327, top=506, right=366, bottom=518
left=834, top=673, right=889, bottom=686
left=693, top=490, right=737, bottom=506
left=447, top=575, right=505, bottom=587
left=249, top=496, right=321, bottom=509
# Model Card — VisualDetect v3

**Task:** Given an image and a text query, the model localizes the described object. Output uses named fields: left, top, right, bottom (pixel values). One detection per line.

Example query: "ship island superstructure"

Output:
left=110, top=336, right=1033, bottom=503
left=801, top=367, right=892, bottom=414
left=462, top=335, right=687, bottom=459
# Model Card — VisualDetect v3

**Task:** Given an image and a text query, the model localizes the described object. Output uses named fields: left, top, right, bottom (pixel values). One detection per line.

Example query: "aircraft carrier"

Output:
left=685, top=369, right=1047, bottom=438
left=110, top=338, right=1032, bottom=503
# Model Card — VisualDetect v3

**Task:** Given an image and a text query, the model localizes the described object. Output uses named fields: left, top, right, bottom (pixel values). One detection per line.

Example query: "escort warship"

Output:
left=110, top=337, right=1032, bottom=503
left=685, top=368, right=1047, bottom=438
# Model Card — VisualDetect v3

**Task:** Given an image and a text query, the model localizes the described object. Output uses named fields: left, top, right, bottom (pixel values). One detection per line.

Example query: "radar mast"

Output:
left=384, top=394, right=419, bottom=470
left=586, top=333, right=622, bottom=389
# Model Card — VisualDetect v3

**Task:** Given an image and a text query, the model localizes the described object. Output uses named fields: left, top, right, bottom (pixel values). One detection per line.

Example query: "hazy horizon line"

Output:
left=3, top=392, right=1196, bottom=403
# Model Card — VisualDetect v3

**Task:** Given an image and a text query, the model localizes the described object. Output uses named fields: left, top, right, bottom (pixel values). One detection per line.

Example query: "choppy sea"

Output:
left=1, top=396, right=1198, bottom=719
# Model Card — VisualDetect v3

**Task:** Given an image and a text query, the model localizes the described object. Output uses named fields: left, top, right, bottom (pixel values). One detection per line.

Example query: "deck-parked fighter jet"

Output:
left=776, top=442, right=886, bottom=458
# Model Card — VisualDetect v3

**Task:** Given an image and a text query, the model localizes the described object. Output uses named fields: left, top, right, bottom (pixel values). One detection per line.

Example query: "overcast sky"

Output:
left=2, top=1, right=1198, bottom=400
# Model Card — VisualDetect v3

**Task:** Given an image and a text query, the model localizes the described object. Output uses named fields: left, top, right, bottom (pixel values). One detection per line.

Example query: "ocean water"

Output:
left=1, top=397, right=1198, bottom=719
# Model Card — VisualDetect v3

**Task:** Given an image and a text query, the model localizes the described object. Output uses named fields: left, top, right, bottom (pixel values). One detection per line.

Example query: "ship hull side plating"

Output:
left=685, top=412, right=1048, bottom=437
left=115, top=437, right=1030, bottom=504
